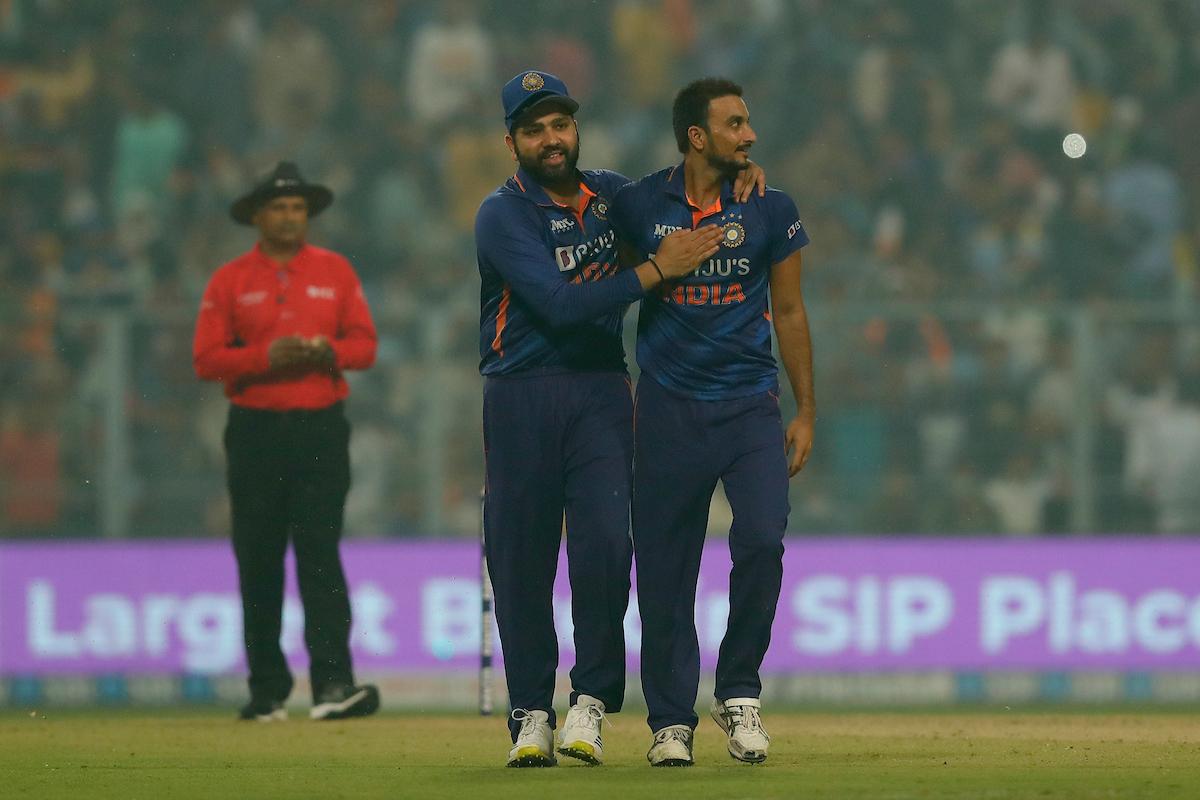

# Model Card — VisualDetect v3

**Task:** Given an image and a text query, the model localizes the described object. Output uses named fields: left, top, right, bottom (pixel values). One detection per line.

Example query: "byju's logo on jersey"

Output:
left=554, top=246, right=577, bottom=272
left=555, top=231, right=614, bottom=271
left=550, top=218, right=575, bottom=233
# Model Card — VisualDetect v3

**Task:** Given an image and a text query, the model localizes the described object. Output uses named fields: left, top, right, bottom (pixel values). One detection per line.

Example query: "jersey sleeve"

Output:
left=192, top=268, right=272, bottom=382
left=609, top=183, right=647, bottom=263
left=764, top=190, right=809, bottom=266
left=331, top=258, right=377, bottom=371
left=475, top=196, right=643, bottom=328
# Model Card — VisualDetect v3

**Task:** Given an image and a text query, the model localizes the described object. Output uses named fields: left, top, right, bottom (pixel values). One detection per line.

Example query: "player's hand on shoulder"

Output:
left=655, top=226, right=724, bottom=279
left=733, top=161, right=767, bottom=203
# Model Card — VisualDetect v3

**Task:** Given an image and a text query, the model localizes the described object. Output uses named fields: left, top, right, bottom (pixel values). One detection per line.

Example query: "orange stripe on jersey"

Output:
left=573, top=181, right=596, bottom=228
left=551, top=181, right=597, bottom=229
left=763, top=310, right=772, bottom=321
left=686, top=191, right=723, bottom=229
left=491, top=287, right=511, bottom=357
left=513, top=173, right=527, bottom=193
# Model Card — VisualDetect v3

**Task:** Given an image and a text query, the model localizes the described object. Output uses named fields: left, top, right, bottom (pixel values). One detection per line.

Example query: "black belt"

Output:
left=229, top=402, right=343, bottom=420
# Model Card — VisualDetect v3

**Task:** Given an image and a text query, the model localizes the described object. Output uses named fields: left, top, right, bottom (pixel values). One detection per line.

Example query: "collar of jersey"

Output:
left=252, top=241, right=311, bottom=271
left=663, top=161, right=736, bottom=209
left=512, top=166, right=597, bottom=209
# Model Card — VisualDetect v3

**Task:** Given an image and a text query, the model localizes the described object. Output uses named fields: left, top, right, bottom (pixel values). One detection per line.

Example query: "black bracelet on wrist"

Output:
left=648, top=255, right=666, bottom=282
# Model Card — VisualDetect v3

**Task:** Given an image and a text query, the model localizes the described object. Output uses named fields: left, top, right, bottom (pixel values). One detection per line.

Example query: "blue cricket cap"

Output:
left=502, top=70, right=579, bottom=128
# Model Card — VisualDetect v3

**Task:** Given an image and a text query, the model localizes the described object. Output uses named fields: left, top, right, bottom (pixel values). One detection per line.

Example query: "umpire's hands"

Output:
left=305, top=335, right=337, bottom=371
left=268, top=336, right=337, bottom=372
left=654, top=226, right=725, bottom=279
left=268, top=336, right=312, bottom=370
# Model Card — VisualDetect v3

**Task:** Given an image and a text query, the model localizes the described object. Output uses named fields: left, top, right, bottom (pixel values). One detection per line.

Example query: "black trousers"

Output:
left=224, top=402, right=355, bottom=703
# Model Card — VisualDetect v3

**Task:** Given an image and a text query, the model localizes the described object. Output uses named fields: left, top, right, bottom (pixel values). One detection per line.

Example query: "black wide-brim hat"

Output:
left=230, top=161, right=334, bottom=225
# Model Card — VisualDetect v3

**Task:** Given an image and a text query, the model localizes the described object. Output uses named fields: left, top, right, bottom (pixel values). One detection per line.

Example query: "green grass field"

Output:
left=3, top=708, right=1199, bottom=799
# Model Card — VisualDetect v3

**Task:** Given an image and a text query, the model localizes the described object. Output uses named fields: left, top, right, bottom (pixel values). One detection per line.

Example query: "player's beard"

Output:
left=706, top=147, right=751, bottom=180
left=518, top=138, right=581, bottom=188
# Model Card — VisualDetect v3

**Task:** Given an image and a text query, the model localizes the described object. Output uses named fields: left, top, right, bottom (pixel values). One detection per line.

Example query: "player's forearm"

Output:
left=774, top=307, right=815, bottom=422
left=532, top=268, right=644, bottom=327
left=633, top=260, right=668, bottom=291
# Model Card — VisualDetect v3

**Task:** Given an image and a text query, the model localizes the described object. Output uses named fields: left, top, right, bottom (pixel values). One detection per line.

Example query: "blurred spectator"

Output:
left=1126, top=369, right=1200, bottom=533
left=1102, top=133, right=1186, bottom=298
left=983, top=446, right=1053, bottom=535
left=852, top=7, right=952, bottom=149
left=405, top=0, right=494, bottom=129
left=611, top=0, right=677, bottom=108
left=251, top=12, right=340, bottom=141
left=0, top=400, right=63, bottom=534
left=986, top=0, right=1077, bottom=153
left=442, top=108, right=515, bottom=233
left=965, top=336, right=1029, bottom=475
left=109, top=77, right=190, bottom=222
left=177, top=3, right=255, bottom=150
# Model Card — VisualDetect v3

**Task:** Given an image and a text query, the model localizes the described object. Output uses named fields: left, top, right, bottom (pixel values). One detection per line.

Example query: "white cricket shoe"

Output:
left=557, top=694, right=606, bottom=765
left=506, top=709, right=557, bottom=768
left=646, top=724, right=694, bottom=767
left=309, top=684, right=380, bottom=721
left=710, top=697, right=770, bottom=763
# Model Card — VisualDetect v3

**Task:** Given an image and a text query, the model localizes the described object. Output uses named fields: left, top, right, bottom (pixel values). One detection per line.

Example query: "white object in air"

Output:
left=1062, top=133, right=1087, bottom=159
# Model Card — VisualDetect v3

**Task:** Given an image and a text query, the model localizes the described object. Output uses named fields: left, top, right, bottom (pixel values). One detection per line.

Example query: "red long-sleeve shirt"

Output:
left=193, top=242, right=377, bottom=410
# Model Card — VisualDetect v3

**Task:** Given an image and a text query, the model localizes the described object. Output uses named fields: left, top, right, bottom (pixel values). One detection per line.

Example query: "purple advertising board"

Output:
left=1, top=539, right=1199, bottom=675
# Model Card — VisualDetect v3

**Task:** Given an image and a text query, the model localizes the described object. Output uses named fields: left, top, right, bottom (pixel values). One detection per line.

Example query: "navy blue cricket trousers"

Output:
left=483, top=371, right=633, bottom=740
left=633, top=376, right=789, bottom=732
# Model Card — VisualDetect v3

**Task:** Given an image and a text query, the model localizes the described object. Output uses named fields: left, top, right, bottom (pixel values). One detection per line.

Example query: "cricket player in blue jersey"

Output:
left=609, top=77, right=815, bottom=767
left=475, top=70, right=766, bottom=768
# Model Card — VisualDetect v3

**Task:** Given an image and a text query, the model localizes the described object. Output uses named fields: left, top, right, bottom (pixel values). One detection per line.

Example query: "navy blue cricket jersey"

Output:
left=476, top=166, right=643, bottom=376
left=611, top=164, right=809, bottom=400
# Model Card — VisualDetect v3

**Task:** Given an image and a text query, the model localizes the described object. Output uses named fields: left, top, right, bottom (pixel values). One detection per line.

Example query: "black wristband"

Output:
left=648, top=254, right=666, bottom=282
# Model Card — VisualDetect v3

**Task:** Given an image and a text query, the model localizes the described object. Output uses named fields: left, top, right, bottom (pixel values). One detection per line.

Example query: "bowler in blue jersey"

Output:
left=475, top=69, right=758, bottom=768
left=609, top=77, right=815, bottom=767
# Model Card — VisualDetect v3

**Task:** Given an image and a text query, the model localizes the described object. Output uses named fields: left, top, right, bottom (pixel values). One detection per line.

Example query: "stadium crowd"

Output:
left=2, top=0, right=1199, bottom=538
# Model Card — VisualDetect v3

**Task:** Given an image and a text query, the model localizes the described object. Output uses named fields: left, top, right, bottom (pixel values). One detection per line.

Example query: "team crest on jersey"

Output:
left=592, top=199, right=609, bottom=221
left=721, top=221, right=746, bottom=248
left=522, top=72, right=545, bottom=91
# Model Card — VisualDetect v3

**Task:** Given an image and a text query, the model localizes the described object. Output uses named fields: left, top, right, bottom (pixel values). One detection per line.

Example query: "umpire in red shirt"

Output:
left=193, top=162, right=380, bottom=722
